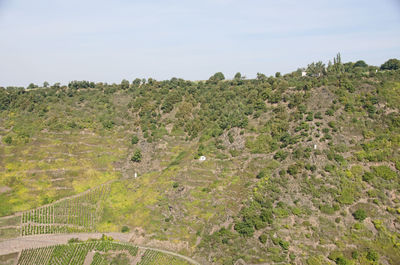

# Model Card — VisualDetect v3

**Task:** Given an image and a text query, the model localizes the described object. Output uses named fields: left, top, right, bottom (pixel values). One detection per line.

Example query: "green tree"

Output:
left=121, top=79, right=130, bottom=90
left=0, top=88, right=10, bottom=110
left=3, top=135, right=12, bottom=144
left=131, top=135, right=139, bottom=144
left=331, top=53, right=344, bottom=74
left=258, top=234, right=267, bottom=243
left=352, top=209, right=366, bottom=221
left=234, top=72, right=242, bottom=80
left=43, top=81, right=49, bottom=88
left=131, top=149, right=142, bottom=162
left=27, top=83, right=37, bottom=89
left=366, top=250, right=379, bottom=261
left=121, top=226, right=130, bottom=233
left=132, top=78, right=141, bottom=87
left=209, top=72, right=225, bottom=82
left=257, top=72, right=267, bottom=81
left=380, top=58, right=400, bottom=70
left=307, top=61, right=325, bottom=76
left=353, top=60, right=368, bottom=68
left=234, top=221, right=254, bottom=237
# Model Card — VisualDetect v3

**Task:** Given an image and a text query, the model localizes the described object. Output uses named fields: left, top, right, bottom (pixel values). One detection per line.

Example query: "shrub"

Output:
left=131, top=135, right=139, bottom=144
left=274, top=150, right=288, bottom=161
left=324, top=164, right=336, bottom=173
left=314, top=112, right=323, bottom=119
left=260, top=209, right=273, bottom=224
left=121, top=226, right=130, bottom=233
left=3, top=135, right=12, bottom=144
left=234, top=221, right=254, bottom=237
left=352, top=209, right=366, bottom=221
left=68, top=238, right=81, bottom=243
left=328, top=121, right=336, bottom=128
left=279, top=240, right=289, bottom=250
left=371, top=165, right=397, bottom=180
left=366, top=250, right=379, bottom=261
left=131, top=149, right=142, bottom=162
left=287, top=164, right=299, bottom=175
left=380, top=58, right=400, bottom=70
left=256, top=170, right=266, bottom=179
left=336, top=257, right=351, bottom=265
left=320, top=204, right=336, bottom=215
left=325, top=109, right=334, bottom=116
left=362, top=172, right=374, bottom=182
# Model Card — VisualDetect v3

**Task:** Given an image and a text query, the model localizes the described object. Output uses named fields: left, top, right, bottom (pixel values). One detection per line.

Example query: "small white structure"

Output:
left=199, top=156, right=206, bottom=161
left=301, top=71, right=307, bottom=77
left=134, top=172, right=137, bottom=178
left=314, top=144, right=317, bottom=150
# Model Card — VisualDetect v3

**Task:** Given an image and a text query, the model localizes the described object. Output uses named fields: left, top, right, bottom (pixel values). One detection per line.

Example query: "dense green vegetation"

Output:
left=0, top=56, right=400, bottom=264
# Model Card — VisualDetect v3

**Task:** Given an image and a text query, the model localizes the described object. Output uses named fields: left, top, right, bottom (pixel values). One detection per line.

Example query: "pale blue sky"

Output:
left=0, top=0, right=400, bottom=87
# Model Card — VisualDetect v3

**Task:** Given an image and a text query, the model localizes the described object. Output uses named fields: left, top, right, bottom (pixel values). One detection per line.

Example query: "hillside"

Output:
left=1, top=57, right=400, bottom=265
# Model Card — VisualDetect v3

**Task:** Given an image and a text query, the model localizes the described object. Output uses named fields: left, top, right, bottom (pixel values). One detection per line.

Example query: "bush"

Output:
left=121, top=225, right=130, bottom=233
left=131, top=149, right=142, bottom=162
left=335, top=257, right=351, bottom=265
left=256, top=170, right=266, bottom=179
left=287, top=164, right=299, bottom=176
left=362, top=172, right=374, bottom=182
left=259, top=234, right=268, bottom=244
left=260, top=209, right=273, bottom=224
left=314, top=112, right=323, bottom=119
left=279, top=240, right=289, bottom=250
left=366, top=250, right=379, bottom=261
left=325, top=109, right=334, bottom=116
left=131, top=135, right=139, bottom=144
left=352, top=209, right=367, bottom=221
left=371, top=165, right=397, bottom=180
left=234, top=221, right=254, bottom=237
left=68, top=238, right=81, bottom=243
left=380, top=58, right=400, bottom=70
left=274, top=150, right=288, bottom=161
left=324, top=164, right=336, bottom=173
left=3, top=135, right=12, bottom=144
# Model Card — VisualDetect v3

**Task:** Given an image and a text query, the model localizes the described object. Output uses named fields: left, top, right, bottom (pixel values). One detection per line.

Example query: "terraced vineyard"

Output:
left=17, top=241, right=193, bottom=265
left=20, top=184, right=110, bottom=236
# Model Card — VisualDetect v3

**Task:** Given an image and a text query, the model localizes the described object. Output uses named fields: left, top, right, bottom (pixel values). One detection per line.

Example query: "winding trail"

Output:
left=0, top=232, right=201, bottom=265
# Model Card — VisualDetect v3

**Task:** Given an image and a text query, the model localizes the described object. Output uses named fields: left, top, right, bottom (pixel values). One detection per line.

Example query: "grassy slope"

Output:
left=0, top=67, right=400, bottom=264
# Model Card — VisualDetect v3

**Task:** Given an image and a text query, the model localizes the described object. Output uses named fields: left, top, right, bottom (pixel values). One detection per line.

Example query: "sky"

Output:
left=0, top=0, right=400, bottom=87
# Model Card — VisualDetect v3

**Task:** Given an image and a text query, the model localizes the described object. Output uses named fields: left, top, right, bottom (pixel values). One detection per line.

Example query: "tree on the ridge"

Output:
left=354, top=60, right=368, bottom=68
left=234, top=72, right=242, bottom=80
left=380, top=58, right=400, bottom=70
left=121, top=79, right=130, bottom=90
left=209, top=72, right=225, bottom=82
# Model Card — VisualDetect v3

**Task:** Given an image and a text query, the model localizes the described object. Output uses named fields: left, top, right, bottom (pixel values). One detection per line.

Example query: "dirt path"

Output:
left=83, top=250, right=95, bottom=265
left=0, top=233, right=202, bottom=265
